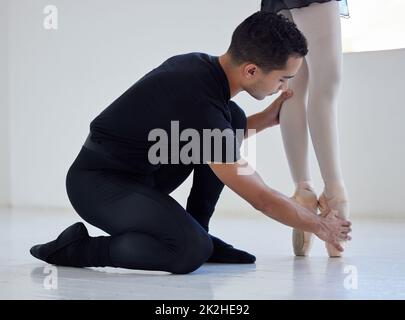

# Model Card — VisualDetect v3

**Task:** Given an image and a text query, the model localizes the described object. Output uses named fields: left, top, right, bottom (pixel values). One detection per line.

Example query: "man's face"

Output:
left=240, top=56, right=303, bottom=100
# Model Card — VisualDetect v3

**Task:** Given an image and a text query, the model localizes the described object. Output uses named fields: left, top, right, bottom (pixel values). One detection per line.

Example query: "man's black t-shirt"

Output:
left=88, top=52, right=245, bottom=175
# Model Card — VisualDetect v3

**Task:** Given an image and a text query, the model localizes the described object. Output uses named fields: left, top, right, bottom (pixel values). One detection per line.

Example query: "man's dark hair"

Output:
left=228, top=11, right=308, bottom=73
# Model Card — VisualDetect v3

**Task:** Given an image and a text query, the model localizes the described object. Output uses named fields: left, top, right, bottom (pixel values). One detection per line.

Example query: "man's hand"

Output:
left=207, top=160, right=353, bottom=249
left=314, top=209, right=352, bottom=252
left=262, top=89, right=293, bottom=127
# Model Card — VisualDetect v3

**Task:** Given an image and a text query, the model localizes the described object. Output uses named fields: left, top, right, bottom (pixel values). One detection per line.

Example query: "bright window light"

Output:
left=341, top=0, right=405, bottom=52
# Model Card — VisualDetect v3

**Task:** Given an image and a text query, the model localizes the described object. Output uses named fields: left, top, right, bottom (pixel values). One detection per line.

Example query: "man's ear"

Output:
left=244, top=64, right=258, bottom=77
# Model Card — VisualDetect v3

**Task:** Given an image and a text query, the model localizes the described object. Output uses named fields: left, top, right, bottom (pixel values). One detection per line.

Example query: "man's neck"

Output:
left=218, top=53, right=242, bottom=99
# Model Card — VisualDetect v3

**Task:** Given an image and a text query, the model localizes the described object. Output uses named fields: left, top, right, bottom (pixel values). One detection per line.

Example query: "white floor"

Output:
left=1, top=207, right=404, bottom=300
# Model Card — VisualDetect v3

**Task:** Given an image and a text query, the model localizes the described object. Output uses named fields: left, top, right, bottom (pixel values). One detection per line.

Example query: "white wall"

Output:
left=2, top=0, right=405, bottom=217
left=0, top=0, right=10, bottom=207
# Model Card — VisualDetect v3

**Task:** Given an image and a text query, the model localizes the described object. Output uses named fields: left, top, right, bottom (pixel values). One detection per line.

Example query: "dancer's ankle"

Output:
left=295, top=180, right=314, bottom=191
left=324, top=181, right=348, bottom=200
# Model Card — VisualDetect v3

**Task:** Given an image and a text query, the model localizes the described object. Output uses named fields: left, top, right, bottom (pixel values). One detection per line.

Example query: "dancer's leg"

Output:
left=278, top=9, right=312, bottom=188
left=290, top=1, right=349, bottom=256
left=290, top=1, right=348, bottom=201
left=278, top=9, right=318, bottom=256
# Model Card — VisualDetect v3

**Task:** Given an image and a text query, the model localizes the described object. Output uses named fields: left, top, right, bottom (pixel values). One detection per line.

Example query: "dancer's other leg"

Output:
left=278, top=8, right=318, bottom=256
left=291, top=1, right=349, bottom=256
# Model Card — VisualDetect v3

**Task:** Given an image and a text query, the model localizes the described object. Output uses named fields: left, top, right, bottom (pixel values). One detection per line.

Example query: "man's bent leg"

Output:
left=186, top=101, right=256, bottom=263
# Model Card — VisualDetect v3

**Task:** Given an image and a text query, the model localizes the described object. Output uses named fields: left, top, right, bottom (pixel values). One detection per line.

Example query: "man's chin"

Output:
left=249, top=93, right=266, bottom=100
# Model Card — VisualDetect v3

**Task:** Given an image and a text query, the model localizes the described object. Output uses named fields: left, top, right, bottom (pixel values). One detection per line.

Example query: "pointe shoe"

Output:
left=291, top=185, right=318, bottom=256
left=318, top=191, right=350, bottom=257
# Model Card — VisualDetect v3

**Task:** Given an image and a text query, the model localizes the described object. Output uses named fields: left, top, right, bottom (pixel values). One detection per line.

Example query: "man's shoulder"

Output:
left=156, top=52, right=217, bottom=75
left=152, top=52, right=219, bottom=92
left=164, top=52, right=211, bottom=65
left=135, top=52, right=210, bottom=90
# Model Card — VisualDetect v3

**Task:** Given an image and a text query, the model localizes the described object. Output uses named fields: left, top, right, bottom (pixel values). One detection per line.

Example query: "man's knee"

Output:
left=169, top=230, right=213, bottom=274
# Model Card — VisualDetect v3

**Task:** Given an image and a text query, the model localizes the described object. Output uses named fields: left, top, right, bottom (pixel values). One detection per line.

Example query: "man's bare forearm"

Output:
left=245, top=111, right=270, bottom=139
left=208, top=160, right=351, bottom=248
left=245, top=91, right=291, bottom=139
left=259, top=187, right=321, bottom=234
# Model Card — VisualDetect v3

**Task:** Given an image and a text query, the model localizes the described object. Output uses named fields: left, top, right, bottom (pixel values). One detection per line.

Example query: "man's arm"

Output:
left=207, top=159, right=352, bottom=252
left=245, top=89, right=293, bottom=139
